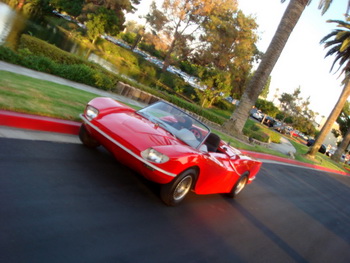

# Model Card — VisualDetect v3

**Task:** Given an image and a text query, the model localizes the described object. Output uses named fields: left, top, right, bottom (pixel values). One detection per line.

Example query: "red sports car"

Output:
left=79, top=97, right=261, bottom=206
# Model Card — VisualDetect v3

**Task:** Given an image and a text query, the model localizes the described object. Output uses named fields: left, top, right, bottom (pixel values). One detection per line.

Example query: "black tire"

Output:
left=79, top=124, right=100, bottom=148
left=160, top=168, right=196, bottom=206
left=227, top=174, right=248, bottom=198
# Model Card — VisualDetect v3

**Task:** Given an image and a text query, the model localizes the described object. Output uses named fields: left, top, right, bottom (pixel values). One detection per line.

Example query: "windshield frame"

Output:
left=137, top=101, right=211, bottom=149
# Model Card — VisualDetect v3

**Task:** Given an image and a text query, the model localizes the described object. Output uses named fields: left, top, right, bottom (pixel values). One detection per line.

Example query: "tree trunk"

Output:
left=306, top=81, right=350, bottom=157
left=331, top=127, right=350, bottom=162
left=162, top=38, right=176, bottom=72
left=131, top=34, right=143, bottom=50
left=223, top=0, right=308, bottom=136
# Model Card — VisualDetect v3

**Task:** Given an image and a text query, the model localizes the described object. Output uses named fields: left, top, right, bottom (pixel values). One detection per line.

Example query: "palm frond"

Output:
left=318, top=0, right=333, bottom=15
left=321, top=19, right=350, bottom=78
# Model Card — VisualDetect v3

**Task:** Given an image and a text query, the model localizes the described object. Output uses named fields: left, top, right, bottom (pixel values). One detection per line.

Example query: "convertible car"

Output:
left=79, top=97, right=262, bottom=206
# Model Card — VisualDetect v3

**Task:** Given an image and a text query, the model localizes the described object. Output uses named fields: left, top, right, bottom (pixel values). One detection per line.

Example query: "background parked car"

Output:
left=261, top=115, right=275, bottom=127
left=273, top=122, right=283, bottom=133
left=306, top=139, right=326, bottom=154
left=250, top=108, right=263, bottom=121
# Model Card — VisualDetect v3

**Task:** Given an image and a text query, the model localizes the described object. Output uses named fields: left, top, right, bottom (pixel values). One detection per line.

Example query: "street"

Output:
left=1, top=137, right=350, bottom=263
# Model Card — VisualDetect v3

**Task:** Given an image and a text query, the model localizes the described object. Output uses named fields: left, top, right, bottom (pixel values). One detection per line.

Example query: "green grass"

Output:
left=0, top=70, right=97, bottom=121
left=0, top=69, right=348, bottom=174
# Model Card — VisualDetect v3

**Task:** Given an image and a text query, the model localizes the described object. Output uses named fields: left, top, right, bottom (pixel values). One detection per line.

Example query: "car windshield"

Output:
left=137, top=101, right=211, bottom=149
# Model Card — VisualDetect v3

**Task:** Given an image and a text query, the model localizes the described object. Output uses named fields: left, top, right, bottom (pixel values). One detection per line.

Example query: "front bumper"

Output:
left=80, top=114, right=177, bottom=183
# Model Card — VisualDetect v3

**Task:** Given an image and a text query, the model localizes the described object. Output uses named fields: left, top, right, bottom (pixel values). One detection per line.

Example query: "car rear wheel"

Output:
left=79, top=124, right=100, bottom=148
left=160, top=169, right=196, bottom=206
left=228, top=174, right=248, bottom=198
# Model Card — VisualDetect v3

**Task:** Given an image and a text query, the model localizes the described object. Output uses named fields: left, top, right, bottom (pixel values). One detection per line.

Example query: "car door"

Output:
left=194, top=152, right=239, bottom=195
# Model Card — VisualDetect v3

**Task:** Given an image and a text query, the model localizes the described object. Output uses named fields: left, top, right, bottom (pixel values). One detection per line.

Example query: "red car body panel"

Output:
left=81, top=97, right=262, bottom=195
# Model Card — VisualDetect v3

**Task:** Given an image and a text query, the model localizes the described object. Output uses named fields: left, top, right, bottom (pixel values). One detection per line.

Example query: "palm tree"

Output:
left=307, top=82, right=350, bottom=158
left=309, top=19, right=350, bottom=160
left=333, top=127, right=350, bottom=161
left=223, top=0, right=340, bottom=139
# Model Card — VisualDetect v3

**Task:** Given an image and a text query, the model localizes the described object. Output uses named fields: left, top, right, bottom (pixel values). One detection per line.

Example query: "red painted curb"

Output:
left=0, top=110, right=81, bottom=135
left=1, top=110, right=349, bottom=176
left=241, top=150, right=350, bottom=176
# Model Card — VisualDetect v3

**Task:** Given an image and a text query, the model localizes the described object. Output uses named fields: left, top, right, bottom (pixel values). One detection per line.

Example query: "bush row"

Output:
left=19, top=34, right=85, bottom=65
left=0, top=45, right=116, bottom=90
left=0, top=35, right=226, bottom=125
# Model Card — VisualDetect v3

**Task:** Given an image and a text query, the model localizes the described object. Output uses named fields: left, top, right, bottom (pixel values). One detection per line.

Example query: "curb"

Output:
left=1, top=110, right=349, bottom=176
left=241, top=150, right=350, bottom=176
left=0, top=110, right=81, bottom=135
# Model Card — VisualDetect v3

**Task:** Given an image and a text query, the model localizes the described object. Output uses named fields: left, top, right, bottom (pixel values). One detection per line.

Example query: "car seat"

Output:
left=204, top=133, right=221, bottom=152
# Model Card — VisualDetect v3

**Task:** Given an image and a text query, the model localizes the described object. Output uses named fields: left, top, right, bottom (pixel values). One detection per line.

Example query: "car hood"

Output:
left=96, top=111, right=189, bottom=151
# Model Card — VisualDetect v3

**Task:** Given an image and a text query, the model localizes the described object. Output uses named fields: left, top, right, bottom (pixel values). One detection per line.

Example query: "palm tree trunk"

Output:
left=223, top=0, right=309, bottom=136
left=306, top=81, right=350, bottom=157
left=331, top=127, right=350, bottom=162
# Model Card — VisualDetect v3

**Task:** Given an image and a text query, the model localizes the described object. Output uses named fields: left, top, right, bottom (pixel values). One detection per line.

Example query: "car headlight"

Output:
left=141, top=148, right=169, bottom=164
left=85, top=105, right=99, bottom=121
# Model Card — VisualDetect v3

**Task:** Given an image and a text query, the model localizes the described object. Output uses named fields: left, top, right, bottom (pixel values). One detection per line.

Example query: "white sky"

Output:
left=126, top=0, right=348, bottom=118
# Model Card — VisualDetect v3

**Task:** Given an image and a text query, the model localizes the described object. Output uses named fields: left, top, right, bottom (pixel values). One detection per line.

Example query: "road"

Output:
left=1, top=136, right=350, bottom=263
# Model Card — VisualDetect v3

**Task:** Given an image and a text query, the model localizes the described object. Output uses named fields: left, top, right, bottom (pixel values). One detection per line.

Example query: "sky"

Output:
left=126, top=0, right=348, bottom=120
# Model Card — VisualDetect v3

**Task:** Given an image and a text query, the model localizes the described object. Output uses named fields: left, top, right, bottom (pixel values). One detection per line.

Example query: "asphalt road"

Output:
left=1, top=137, right=350, bottom=263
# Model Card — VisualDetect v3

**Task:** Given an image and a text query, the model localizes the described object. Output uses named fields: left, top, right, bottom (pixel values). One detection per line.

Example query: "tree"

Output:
left=195, top=68, right=232, bottom=107
left=307, top=18, right=350, bottom=160
left=18, top=0, right=52, bottom=16
left=277, top=87, right=317, bottom=135
left=146, top=0, right=238, bottom=72
left=337, top=101, right=350, bottom=136
left=255, top=99, right=279, bottom=117
left=50, top=0, right=84, bottom=17
left=194, top=9, right=259, bottom=98
left=223, top=0, right=339, bottom=139
left=333, top=102, right=350, bottom=160
left=279, top=92, right=296, bottom=121
left=86, top=7, right=120, bottom=44
left=335, top=128, right=350, bottom=160
left=80, top=0, right=140, bottom=31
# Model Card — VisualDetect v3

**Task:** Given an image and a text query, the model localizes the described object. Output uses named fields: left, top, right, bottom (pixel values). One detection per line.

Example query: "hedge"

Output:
left=0, top=35, right=227, bottom=125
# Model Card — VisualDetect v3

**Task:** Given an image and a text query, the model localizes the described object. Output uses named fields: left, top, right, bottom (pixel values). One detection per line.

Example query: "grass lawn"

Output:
left=0, top=69, right=348, bottom=174
left=0, top=70, right=98, bottom=121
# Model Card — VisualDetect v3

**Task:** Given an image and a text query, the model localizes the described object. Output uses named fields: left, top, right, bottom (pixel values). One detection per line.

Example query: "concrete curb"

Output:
left=1, top=110, right=349, bottom=176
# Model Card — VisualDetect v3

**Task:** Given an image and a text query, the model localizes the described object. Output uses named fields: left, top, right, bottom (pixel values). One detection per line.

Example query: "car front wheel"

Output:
left=79, top=124, right=100, bottom=148
left=228, top=174, right=248, bottom=198
left=160, top=169, right=196, bottom=206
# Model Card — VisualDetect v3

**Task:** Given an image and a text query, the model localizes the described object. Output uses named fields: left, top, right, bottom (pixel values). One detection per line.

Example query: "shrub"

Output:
left=213, top=98, right=235, bottom=111
left=19, top=34, right=84, bottom=65
left=120, top=32, right=136, bottom=45
left=243, top=128, right=270, bottom=143
left=0, top=46, right=22, bottom=64
left=250, top=124, right=260, bottom=132
left=268, top=131, right=281, bottom=144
